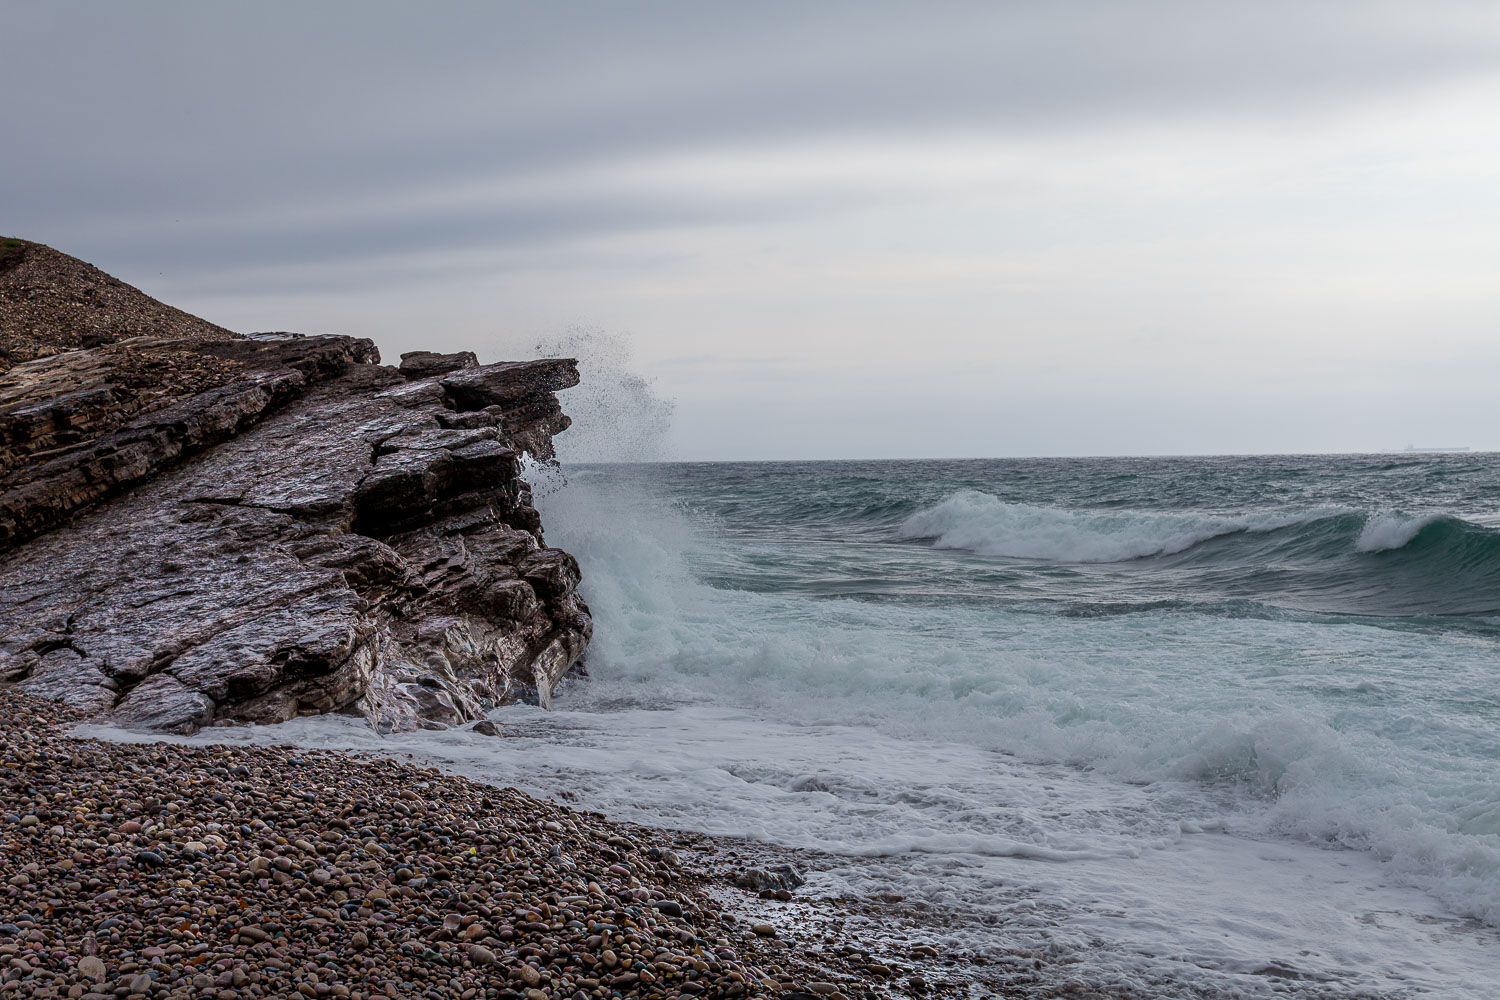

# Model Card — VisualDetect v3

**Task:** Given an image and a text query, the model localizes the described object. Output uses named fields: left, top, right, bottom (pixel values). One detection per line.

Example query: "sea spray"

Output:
left=532, top=328, right=676, bottom=465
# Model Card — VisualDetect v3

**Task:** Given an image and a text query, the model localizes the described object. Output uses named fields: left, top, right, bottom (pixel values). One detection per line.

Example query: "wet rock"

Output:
left=470, top=720, right=501, bottom=737
left=110, top=674, right=214, bottom=733
left=398, top=350, right=478, bottom=379
left=733, top=863, right=806, bottom=893
left=0, top=250, right=590, bottom=733
left=0, top=324, right=375, bottom=552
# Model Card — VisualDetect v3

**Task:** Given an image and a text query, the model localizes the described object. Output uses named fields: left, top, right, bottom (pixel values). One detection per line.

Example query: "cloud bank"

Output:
left=4, top=1, right=1498, bottom=457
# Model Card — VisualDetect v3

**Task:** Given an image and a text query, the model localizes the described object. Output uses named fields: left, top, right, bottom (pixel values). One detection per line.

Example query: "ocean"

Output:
left=133, top=451, right=1500, bottom=997
left=512, top=455, right=1500, bottom=997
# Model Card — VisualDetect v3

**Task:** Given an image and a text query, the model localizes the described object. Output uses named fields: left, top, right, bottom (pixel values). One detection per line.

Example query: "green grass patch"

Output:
left=0, top=238, right=27, bottom=269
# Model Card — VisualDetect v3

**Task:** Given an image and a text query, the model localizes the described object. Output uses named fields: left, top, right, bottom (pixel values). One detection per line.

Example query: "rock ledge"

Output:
left=0, top=242, right=591, bottom=733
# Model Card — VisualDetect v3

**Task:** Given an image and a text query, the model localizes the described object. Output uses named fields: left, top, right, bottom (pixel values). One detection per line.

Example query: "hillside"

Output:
left=0, top=237, right=236, bottom=371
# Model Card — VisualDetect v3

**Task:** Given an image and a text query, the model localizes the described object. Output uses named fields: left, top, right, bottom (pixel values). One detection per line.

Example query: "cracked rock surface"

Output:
left=0, top=242, right=590, bottom=733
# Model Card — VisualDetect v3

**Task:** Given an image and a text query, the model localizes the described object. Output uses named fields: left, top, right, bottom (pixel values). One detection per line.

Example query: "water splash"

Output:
left=531, top=328, right=675, bottom=465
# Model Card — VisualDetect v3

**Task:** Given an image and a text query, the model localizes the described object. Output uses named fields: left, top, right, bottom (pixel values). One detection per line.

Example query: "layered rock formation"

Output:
left=0, top=240, right=591, bottom=733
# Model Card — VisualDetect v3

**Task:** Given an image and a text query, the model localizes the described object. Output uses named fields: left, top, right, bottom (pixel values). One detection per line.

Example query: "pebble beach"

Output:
left=0, top=692, right=961, bottom=1000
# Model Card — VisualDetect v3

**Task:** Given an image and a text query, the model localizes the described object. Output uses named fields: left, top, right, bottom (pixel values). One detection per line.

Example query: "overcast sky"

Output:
left=4, top=1, right=1498, bottom=459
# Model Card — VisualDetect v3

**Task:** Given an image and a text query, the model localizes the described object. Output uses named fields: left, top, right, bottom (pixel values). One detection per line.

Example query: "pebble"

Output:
left=0, top=691, right=852, bottom=999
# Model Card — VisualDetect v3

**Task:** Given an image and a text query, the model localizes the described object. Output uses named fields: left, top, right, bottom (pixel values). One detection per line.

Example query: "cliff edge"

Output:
left=0, top=239, right=591, bottom=733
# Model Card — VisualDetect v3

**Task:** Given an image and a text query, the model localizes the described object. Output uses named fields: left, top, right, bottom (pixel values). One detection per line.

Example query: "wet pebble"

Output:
left=0, top=692, right=851, bottom=1000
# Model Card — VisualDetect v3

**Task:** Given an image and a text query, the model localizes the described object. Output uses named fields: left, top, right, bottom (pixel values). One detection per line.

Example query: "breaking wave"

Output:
left=897, top=490, right=1500, bottom=616
left=896, top=490, right=1334, bottom=562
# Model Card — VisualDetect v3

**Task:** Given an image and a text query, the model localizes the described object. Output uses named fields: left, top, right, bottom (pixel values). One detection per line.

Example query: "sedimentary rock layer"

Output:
left=0, top=241, right=591, bottom=733
left=0, top=334, right=380, bottom=549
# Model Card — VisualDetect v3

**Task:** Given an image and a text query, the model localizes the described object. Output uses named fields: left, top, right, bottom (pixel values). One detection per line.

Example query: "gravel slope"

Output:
left=0, top=240, right=235, bottom=373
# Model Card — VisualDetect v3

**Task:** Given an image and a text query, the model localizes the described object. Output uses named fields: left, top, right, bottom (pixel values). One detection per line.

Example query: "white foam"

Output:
left=1355, top=511, right=1441, bottom=552
left=896, top=490, right=1327, bottom=562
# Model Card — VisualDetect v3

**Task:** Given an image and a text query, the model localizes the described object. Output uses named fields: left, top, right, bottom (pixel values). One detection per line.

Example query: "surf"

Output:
left=895, top=489, right=1500, bottom=616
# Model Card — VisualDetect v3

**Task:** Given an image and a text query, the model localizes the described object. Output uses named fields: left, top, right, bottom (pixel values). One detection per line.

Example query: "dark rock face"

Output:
left=0, top=243, right=591, bottom=734
left=398, top=349, right=478, bottom=379
left=0, top=351, right=590, bottom=733
left=0, top=334, right=378, bottom=550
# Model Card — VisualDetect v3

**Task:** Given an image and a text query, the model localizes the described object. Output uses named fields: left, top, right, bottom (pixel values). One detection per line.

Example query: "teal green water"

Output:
left=546, top=453, right=1500, bottom=931
left=665, top=453, right=1500, bottom=619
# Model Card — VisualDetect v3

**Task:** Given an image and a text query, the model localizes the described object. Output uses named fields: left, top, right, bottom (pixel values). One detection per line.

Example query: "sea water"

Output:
left=509, top=455, right=1500, bottom=997
left=124, top=450, right=1500, bottom=996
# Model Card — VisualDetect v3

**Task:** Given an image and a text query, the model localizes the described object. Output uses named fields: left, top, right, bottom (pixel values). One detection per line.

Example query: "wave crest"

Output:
left=1356, top=512, right=1443, bottom=552
left=896, top=490, right=1321, bottom=563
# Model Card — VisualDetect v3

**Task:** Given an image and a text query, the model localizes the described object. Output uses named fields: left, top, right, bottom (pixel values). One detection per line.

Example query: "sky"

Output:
left=4, top=1, right=1499, bottom=460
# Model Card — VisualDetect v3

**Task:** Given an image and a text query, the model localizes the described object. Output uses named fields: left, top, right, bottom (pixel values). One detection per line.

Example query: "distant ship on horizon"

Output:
left=1404, top=445, right=1471, bottom=453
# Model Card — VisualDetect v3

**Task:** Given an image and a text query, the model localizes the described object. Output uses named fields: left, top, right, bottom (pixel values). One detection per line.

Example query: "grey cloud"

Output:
left=69, top=182, right=857, bottom=290
left=5, top=0, right=1498, bottom=278
left=5, top=2, right=1493, bottom=458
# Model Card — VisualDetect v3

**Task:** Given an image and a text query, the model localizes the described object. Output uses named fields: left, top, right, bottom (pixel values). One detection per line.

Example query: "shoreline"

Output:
left=0, top=691, right=1003, bottom=1000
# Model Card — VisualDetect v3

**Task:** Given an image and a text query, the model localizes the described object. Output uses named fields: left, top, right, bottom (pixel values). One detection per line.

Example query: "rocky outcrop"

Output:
left=0, top=243, right=591, bottom=733
left=0, top=333, right=379, bottom=549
